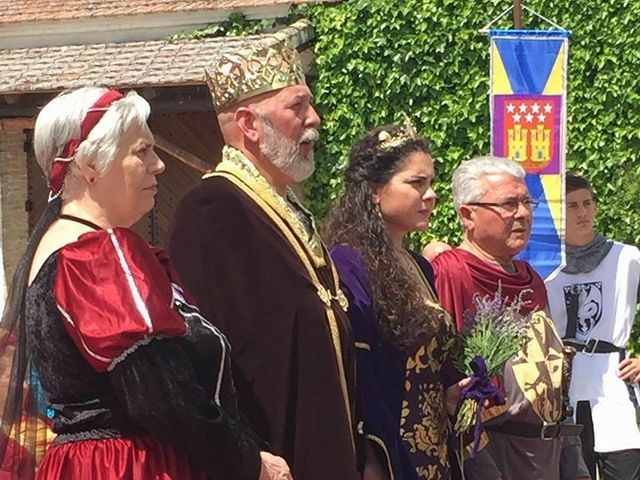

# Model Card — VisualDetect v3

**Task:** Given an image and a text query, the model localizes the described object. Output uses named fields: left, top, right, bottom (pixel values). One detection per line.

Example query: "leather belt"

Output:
left=563, top=337, right=624, bottom=356
left=487, top=421, right=583, bottom=440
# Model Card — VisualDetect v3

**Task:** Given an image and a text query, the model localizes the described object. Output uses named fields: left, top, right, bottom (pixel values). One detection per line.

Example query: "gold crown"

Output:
left=377, top=113, right=419, bottom=151
left=205, top=38, right=306, bottom=111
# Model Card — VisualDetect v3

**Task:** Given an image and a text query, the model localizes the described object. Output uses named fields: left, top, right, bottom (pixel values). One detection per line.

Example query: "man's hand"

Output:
left=258, top=451, right=293, bottom=480
left=363, top=440, right=390, bottom=480
left=445, top=377, right=502, bottom=416
left=618, top=357, right=640, bottom=383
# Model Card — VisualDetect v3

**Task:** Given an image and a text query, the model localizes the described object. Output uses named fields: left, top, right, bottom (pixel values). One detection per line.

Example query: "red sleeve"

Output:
left=431, top=250, right=474, bottom=332
left=54, top=228, right=187, bottom=372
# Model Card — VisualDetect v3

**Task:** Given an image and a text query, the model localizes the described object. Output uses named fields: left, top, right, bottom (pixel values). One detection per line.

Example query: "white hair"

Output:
left=34, top=86, right=150, bottom=199
left=451, top=156, right=525, bottom=210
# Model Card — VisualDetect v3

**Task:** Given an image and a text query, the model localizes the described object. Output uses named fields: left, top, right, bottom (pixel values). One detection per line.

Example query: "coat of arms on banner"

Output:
left=494, top=95, right=561, bottom=173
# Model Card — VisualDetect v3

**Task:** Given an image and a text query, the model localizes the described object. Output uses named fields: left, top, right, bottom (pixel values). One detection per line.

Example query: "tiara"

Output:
left=377, top=113, right=419, bottom=151
left=205, top=38, right=306, bottom=111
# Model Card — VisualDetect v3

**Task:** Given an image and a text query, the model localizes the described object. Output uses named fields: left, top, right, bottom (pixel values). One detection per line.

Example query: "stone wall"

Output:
left=0, top=121, right=29, bottom=287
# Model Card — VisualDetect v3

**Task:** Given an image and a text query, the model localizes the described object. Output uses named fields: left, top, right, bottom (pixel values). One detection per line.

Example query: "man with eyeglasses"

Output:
left=545, top=172, right=640, bottom=480
left=432, top=157, right=589, bottom=480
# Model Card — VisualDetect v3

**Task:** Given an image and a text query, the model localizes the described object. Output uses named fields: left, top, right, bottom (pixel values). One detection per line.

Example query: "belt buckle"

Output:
left=584, top=337, right=599, bottom=356
left=540, top=422, right=559, bottom=440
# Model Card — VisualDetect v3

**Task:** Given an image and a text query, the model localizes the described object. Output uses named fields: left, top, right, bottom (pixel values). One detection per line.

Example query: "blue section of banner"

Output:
left=494, top=37, right=564, bottom=94
left=516, top=175, right=561, bottom=279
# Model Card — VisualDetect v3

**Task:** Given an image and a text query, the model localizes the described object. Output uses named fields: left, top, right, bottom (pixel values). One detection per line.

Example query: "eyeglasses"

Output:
left=466, top=198, right=540, bottom=215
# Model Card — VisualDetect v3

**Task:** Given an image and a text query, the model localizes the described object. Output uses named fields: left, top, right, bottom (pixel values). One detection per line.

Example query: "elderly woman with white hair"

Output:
left=0, top=87, right=291, bottom=480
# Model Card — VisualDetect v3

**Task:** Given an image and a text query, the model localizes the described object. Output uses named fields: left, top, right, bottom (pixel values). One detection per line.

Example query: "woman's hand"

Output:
left=445, top=377, right=472, bottom=416
left=618, top=358, right=640, bottom=383
left=258, top=451, right=293, bottom=480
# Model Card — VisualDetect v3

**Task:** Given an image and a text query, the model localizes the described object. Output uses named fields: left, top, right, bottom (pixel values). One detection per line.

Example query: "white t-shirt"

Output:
left=546, top=242, right=640, bottom=452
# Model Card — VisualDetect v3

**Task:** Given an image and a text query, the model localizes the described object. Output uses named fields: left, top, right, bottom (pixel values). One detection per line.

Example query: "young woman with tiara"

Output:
left=324, top=120, right=464, bottom=480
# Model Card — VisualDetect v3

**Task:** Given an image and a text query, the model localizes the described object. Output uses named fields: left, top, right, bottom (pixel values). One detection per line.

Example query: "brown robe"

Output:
left=167, top=174, right=360, bottom=480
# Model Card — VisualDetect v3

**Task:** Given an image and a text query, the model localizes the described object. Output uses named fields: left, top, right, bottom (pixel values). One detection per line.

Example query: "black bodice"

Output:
left=24, top=251, right=262, bottom=479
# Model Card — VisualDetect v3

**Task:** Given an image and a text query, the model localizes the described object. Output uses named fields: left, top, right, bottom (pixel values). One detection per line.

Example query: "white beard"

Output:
left=259, top=116, right=318, bottom=183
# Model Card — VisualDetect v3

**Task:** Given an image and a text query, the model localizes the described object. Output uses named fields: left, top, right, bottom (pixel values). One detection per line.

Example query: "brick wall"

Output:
left=0, top=122, right=29, bottom=286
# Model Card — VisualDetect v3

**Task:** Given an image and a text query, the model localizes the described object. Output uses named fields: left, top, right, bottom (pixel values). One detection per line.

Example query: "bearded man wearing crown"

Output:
left=167, top=36, right=361, bottom=480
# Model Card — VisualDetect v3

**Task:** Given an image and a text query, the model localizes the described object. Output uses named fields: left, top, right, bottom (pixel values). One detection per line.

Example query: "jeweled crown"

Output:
left=205, top=38, right=306, bottom=112
left=377, top=113, right=419, bottom=151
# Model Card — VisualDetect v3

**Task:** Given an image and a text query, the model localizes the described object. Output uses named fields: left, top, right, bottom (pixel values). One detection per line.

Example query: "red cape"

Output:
left=431, top=248, right=548, bottom=331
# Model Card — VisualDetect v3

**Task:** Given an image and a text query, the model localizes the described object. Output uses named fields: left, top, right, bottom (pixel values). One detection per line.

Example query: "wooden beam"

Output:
left=154, top=134, right=211, bottom=173
left=3, top=94, right=23, bottom=105
left=149, top=85, right=214, bottom=114
left=0, top=118, right=35, bottom=130
left=0, top=87, right=212, bottom=118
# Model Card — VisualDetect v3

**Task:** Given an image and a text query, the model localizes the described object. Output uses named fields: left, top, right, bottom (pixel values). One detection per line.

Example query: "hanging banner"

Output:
left=490, top=29, right=570, bottom=279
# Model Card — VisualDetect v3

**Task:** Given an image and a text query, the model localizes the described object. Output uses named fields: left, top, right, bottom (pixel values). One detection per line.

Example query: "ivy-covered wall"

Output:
left=305, top=0, right=640, bottom=251
left=173, top=1, right=640, bottom=347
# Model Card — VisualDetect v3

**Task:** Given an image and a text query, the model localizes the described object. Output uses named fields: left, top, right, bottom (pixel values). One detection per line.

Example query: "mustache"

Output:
left=299, top=128, right=319, bottom=143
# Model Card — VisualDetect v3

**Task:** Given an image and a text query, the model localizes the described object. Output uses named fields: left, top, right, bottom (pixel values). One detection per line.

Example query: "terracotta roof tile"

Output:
left=0, top=0, right=324, bottom=24
left=0, top=20, right=314, bottom=94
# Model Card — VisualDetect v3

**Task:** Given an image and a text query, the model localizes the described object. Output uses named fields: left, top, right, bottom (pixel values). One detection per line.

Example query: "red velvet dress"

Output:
left=25, top=228, right=261, bottom=480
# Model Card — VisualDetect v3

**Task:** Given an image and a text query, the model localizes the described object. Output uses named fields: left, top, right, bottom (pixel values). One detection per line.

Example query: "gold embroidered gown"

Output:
left=331, top=245, right=456, bottom=480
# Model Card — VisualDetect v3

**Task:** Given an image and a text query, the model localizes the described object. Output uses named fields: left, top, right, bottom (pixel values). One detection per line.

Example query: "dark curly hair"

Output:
left=323, top=124, right=443, bottom=349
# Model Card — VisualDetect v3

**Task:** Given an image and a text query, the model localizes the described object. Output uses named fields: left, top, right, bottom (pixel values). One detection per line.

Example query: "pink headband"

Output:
left=48, top=89, right=125, bottom=201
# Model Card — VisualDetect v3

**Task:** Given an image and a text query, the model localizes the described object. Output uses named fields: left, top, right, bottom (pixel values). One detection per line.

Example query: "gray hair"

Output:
left=451, top=156, right=525, bottom=210
left=34, top=86, right=150, bottom=199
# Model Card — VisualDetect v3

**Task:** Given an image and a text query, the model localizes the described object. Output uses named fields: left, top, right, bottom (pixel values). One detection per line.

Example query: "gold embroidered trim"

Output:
left=204, top=146, right=325, bottom=267
left=400, top=250, right=456, bottom=330
left=400, top=250, right=437, bottom=301
left=355, top=342, right=372, bottom=351
left=209, top=169, right=354, bottom=452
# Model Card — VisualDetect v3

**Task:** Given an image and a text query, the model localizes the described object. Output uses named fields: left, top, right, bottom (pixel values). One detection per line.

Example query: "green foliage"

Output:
left=169, top=2, right=640, bottom=348
left=453, top=289, right=531, bottom=378
left=306, top=0, right=493, bottom=246
left=168, top=12, right=267, bottom=41
left=306, top=0, right=640, bottom=251
left=306, top=0, right=640, bottom=349
left=167, top=8, right=309, bottom=41
left=452, top=288, right=531, bottom=433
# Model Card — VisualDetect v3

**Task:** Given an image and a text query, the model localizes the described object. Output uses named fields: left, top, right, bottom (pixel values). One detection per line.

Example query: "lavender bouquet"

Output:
left=453, top=286, right=531, bottom=457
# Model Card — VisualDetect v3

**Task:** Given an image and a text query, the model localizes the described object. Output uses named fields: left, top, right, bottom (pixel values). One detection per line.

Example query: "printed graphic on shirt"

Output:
left=563, top=282, right=603, bottom=336
left=510, top=311, right=564, bottom=422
